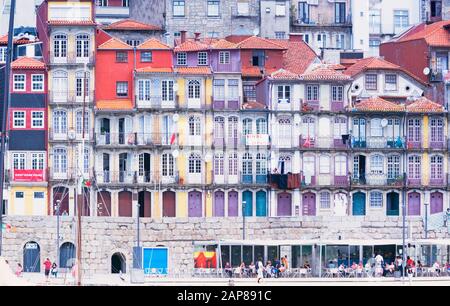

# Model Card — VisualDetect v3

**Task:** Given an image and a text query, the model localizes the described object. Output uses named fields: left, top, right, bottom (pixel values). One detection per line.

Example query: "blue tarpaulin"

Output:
left=142, top=248, right=168, bottom=275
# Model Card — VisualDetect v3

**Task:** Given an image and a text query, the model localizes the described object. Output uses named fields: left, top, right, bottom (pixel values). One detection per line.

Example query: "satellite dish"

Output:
left=253, top=28, right=259, bottom=36
left=68, top=129, right=76, bottom=140
left=173, top=84, right=179, bottom=92
left=172, top=150, right=179, bottom=158
left=173, top=114, right=179, bottom=122
left=205, top=153, right=212, bottom=162
left=381, top=118, right=388, bottom=127
left=423, top=67, right=431, bottom=76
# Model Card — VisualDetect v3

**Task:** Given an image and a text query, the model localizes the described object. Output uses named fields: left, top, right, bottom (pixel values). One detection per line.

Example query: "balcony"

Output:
left=429, top=177, right=446, bottom=187
left=302, top=100, right=319, bottom=112
left=301, top=173, right=316, bottom=187
left=49, top=128, right=94, bottom=142
left=95, top=5, right=130, bottom=18
left=212, top=97, right=240, bottom=110
left=49, top=90, right=95, bottom=104
left=50, top=167, right=75, bottom=181
left=352, top=137, right=405, bottom=149
left=135, top=95, right=178, bottom=109
left=213, top=171, right=239, bottom=185
left=299, top=136, right=348, bottom=149
left=241, top=173, right=268, bottom=185
left=49, top=52, right=95, bottom=66
left=406, top=141, right=422, bottom=150
left=95, top=132, right=136, bottom=146
left=430, top=139, right=445, bottom=150
left=135, top=132, right=179, bottom=147
left=244, top=134, right=270, bottom=147
left=407, top=178, right=421, bottom=187
left=331, top=101, right=344, bottom=112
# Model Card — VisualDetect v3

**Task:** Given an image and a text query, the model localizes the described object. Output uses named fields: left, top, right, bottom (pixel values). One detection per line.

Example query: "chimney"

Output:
left=289, top=33, right=303, bottom=42
left=194, top=32, right=201, bottom=41
left=180, top=30, right=187, bottom=43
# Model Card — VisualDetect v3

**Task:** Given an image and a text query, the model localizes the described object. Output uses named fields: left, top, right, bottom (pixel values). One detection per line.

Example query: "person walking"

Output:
left=257, top=258, right=264, bottom=284
left=51, top=262, right=58, bottom=278
left=43, top=258, right=52, bottom=282
left=15, top=263, right=23, bottom=277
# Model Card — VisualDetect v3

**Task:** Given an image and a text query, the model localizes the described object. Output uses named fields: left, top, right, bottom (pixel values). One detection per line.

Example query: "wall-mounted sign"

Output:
left=13, top=170, right=44, bottom=182
left=246, top=134, right=269, bottom=146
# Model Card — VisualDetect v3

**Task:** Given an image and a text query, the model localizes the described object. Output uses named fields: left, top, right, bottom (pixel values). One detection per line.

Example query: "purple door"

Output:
left=277, top=192, right=292, bottom=216
left=430, top=191, right=443, bottom=214
left=408, top=192, right=421, bottom=216
left=302, top=192, right=316, bottom=216
left=228, top=191, right=238, bottom=216
left=214, top=191, right=225, bottom=217
left=188, top=191, right=202, bottom=217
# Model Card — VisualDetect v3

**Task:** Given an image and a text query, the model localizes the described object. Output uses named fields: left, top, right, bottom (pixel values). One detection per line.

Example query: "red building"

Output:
left=380, top=20, right=450, bottom=105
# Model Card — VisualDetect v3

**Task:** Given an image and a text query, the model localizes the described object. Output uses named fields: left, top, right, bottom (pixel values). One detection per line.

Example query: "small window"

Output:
left=385, top=74, right=397, bottom=91
left=0, top=47, right=6, bottom=63
left=31, top=111, right=44, bottom=128
left=277, top=85, right=291, bottom=103
left=13, top=111, right=26, bottom=128
left=370, top=192, right=383, bottom=208
left=275, top=32, right=286, bottom=39
left=116, top=82, right=128, bottom=97
left=13, top=74, right=26, bottom=91
left=219, top=51, right=230, bottom=64
left=177, top=52, right=187, bottom=65
left=116, top=51, right=128, bottom=63
left=126, top=39, right=141, bottom=47
left=34, top=192, right=45, bottom=199
left=141, top=51, right=152, bottom=62
left=173, top=0, right=186, bottom=17
left=31, top=74, right=44, bottom=92
left=15, top=192, right=24, bottom=199
left=207, top=0, right=220, bottom=17
left=275, top=2, right=286, bottom=16
left=365, top=74, right=377, bottom=90
left=198, top=52, right=208, bottom=65
left=331, top=85, right=344, bottom=102
left=306, top=84, right=319, bottom=101
left=320, top=192, right=330, bottom=209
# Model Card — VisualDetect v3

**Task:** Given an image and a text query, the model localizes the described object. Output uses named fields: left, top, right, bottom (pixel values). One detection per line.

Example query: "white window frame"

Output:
left=31, top=74, right=44, bottom=92
left=0, top=47, right=6, bottom=63
left=31, top=153, right=45, bottom=170
left=177, top=52, right=187, bottom=65
left=370, top=118, right=383, bottom=137
left=319, top=155, right=330, bottom=174
left=219, top=51, right=230, bottom=64
left=13, top=74, right=26, bottom=92
left=198, top=52, right=208, bottom=66
left=207, top=0, right=220, bottom=17
left=31, top=111, right=44, bottom=128
left=320, top=192, right=331, bottom=209
left=370, top=191, right=383, bottom=208
left=13, top=111, right=26, bottom=128
left=173, top=0, right=185, bottom=17
left=12, top=152, right=26, bottom=170
left=370, top=154, right=384, bottom=174
left=334, top=155, right=347, bottom=176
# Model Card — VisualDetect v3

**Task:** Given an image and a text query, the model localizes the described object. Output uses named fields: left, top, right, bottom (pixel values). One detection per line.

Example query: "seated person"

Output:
left=351, top=262, right=358, bottom=270
left=303, top=261, right=311, bottom=269
left=328, top=261, right=336, bottom=269
left=433, top=261, right=441, bottom=274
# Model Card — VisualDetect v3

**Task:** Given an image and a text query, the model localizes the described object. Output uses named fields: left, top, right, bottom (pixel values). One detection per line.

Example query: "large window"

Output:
left=319, top=155, right=330, bottom=174
left=76, top=110, right=89, bottom=135
left=53, top=148, right=67, bottom=174
left=242, top=118, right=252, bottom=135
left=116, top=82, right=128, bottom=97
left=162, top=80, right=174, bottom=102
left=365, top=74, right=377, bottom=90
left=31, top=111, right=44, bottom=128
left=12, top=153, right=26, bottom=170
left=116, top=51, right=128, bottom=63
left=228, top=79, right=239, bottom=100
left=335, top=155, right=346, bottom=176
left=320, top=192, right=330, bottom=209
left=53, top=34, right=67, bottom=58
left=430, top=155, right=443, bottom=179
left=219, top=51, right=230, bottom=64
left=207, top=0, right=220, bottom=17
left=331, top=86, right=344, bottom=102
left=394, top=10, right=409, bottom=32
left=213, top=79, right=225, bottom=100
left=198, top=52, right=208, bottom=65
left=13, top=111, right=25, bottom=128
left=214, top=117, right=225, bottom=139
left=13, top=74, right=25, bottom=91
left=306, top=85, right=319, bottom=102
left=162, top=153, right=174, bottom=177
left=408, top=155, right=421, bottom=179
left=430, top=118, right=444, bottom=142
left=277, top=85, right=291, bottom=103
left=407, top=118, right=421, bottom=142
left=214, top=153, right=224, bottom=175
left=138, top=80, right=151, bottom=101
left=188, top=80, right=201, bottom=99
left=188, top=153, right=202, bottom=174
left=387, top=155, right=400, bottom=179
left=298, top=2, right=310, bottom=23
left=370, top=191, right=383, bottom=208
left=385, top=74, right=397, bottom=91
left=188, top=116, right=201, bottom=136
left=334, top=117, right=347, bottom=138
left=256, top=118, right=267, bottom=134
left=256, top=153, right=266, bottom=175
left=242, top=153, right=253, bottom=176
left=76, top=34, right=89, bottom=58
left=141, top=51, right=152, bottom=62
left=32, top=74, right=44, bottom=92
left=173, top=0, right=185, bottom=17
left=31, top=153, right=45, bottom=170
left=370, top=118, right=383, bottom=137
left=370, top=155, right=384, bottom=174
left=335, top=2, right=346, bottom=23
left=76, top=71, right=89, bottom=98
left=53, top=110, right=67, bottom=134
left=228, top=152, right=238, bottom=175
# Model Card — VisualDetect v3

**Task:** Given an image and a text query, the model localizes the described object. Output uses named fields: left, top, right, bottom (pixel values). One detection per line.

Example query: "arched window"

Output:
left=430, top=155, right=443, bottom=179
left=369, top=191, right=383, bottom=208
left=242, top=153, right=253, bottom=175
left=53, top=34, right=67, bottom=58
left=214, top=116, right=225, bottom=139
left=188, top=153, right=202, bottom=174
left=256, top=153, right=267, bottom=175
left=53, top=110, right=67, bottom=134
left=256, top=118, right=267, bottom=134
left=53, top=147, right=67, bottom=174
left=279, top=155, right=292, bottom=174
left=188, top=116, right=201, bottom=136
left=408, top=155, right=421, bottom=179
left=188, top=80, right=201, bottom=99
left=370, top=154, right=384, bottom=174
left=76, top=33, right=90, bottom=58
left=161, top=153, right=174, bottom=177
left=278, top=117, right=292, bottom=142
left=76, top=110, right=89, bottom=135
left=228, top=117, right=238, bottom=140
left=214, top=153, right=224, bottom=175
left=243, top=118, right=252, bottom=135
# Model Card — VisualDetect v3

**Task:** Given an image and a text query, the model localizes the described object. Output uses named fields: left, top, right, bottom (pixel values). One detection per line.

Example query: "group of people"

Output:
left=43, top=258, right=59, bottom=281
left=223, top=255, right=290, bottom=283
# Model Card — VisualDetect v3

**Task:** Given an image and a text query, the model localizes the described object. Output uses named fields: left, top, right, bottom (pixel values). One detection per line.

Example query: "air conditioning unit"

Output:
left=68, top=129, right=76, bottom=140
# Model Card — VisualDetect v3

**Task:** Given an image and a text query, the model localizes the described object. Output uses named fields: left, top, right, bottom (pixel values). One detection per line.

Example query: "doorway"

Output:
left=111, top=253, right=126, bottom=274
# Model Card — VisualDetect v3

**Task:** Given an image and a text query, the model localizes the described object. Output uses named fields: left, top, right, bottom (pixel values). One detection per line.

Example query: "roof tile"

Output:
left=397, top=20, right=450, bottom=47
left=11, top=57, right=45, bottom=70
left=236, top=36, right=286, bottom=50
left=353, top=97, right=405, bottom=112
left=98, top=37, right=131, bottom=50
left=242, top=67, right=262, bottom=77
left=175, top=67, right=212, bottom=75
left=269, top=69, right=299, bottom=80
left=136, top=67, right=174, bottom=73
left=300, top=65, right=351, bottom=81
left=103, top=19, right=161, bottom=31
left=406, top=97, right=444, bottom=113
left=137, top=38, right=170, bottom=50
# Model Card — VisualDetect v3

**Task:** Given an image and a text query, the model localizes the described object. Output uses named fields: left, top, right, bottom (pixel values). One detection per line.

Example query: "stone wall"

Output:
left=2, top=215, right=448, bottom=275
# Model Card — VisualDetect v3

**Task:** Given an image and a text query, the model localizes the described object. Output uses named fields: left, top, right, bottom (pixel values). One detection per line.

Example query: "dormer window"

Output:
left=277, top=85, right=291, bottom=103
left=365, top=74, right=377, bottom=90
left=385, top=74, right=397, bottom=91
left=198, top=52, right=208, bottom=65
left=177, top=52, right=187, bottom=65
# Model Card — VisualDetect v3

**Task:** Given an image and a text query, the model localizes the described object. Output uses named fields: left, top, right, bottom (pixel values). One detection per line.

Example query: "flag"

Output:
left=170, top=133, right=176, bottom=145
left=82, top=179, right=91, bottom=187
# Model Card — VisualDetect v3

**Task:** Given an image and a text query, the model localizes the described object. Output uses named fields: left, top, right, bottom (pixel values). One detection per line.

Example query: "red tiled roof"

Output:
left=11, top=57, right=45, bottom=70
left=98, top=37, right=131, bottom=50
left=278, top=40, right=319, bottom=75
left=96, top=100, right=133, bottom=110
left=236, top=36, right=286, bottom=50
left=225, top=35, right=252, bottom=44
left=137, top=38, right=170, bottom=50
left=174, top=40, right=211, bottom=52
left=211, top=39, right=238, bottom=49
left=136, top=67, right=174, bottom=73
left=175, top=67, right=212, bottom=75
left=269, top=69, right=299, bottom=80
left=103, top=19, right=161, bottom=31
left=48, top=20, right=96, bottom=26
left=353, top=97, right=405, bottom=112
left=242, top=66, right=262, bottom=78
left=397, top=20, right=450, bottom=47
left=406, top=97, right=444, bottom=113
left=0, top=35, right=36, bottom=45
left=344, top=57, right=427, bottom=86
left=300, top=65, right=351, bottom=81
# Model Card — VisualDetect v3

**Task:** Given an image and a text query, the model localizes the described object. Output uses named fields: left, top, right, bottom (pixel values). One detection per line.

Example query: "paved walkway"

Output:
left=20, top=273, right=450, bottom=286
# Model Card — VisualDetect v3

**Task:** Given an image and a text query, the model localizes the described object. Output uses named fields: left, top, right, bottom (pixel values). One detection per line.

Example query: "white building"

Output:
left=352, top=0, right=422, bottom=57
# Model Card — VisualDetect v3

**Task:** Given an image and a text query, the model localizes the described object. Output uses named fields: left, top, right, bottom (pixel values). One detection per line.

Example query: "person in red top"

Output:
left=43, top=258, right=52, bottom=281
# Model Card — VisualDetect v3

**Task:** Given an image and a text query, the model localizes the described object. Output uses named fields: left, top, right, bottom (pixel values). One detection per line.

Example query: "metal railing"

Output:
left=49, top=128, right=94, bottom=141
left=49, top=90, right=94, bottom=104
left=351, top=137, right=405, bottom=149
left=135, top=95, right=179, bottom=109
left=49, top=51, right=95, bottom=65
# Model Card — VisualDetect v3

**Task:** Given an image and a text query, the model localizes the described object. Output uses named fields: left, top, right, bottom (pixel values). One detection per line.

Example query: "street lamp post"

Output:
left=242, top=201, right=246, bottom=240
left=54, top=200, right=61, bottom=266
left=424, top=202, right=429, bottom=239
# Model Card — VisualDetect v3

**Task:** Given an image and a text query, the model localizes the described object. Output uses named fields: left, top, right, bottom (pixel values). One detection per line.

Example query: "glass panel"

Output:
left=267, top=246, right=279, bottom=264
left=231, top=245, right=242, bottom=267
left=254, top=246, right=264, bottom=264
left=363, top=246, right=373, bottom=265
left=243, top=246, right=253, bottom=265
left=292, top=246, right=301, bottom=268
left=221, top=245, right=230, bottom=268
